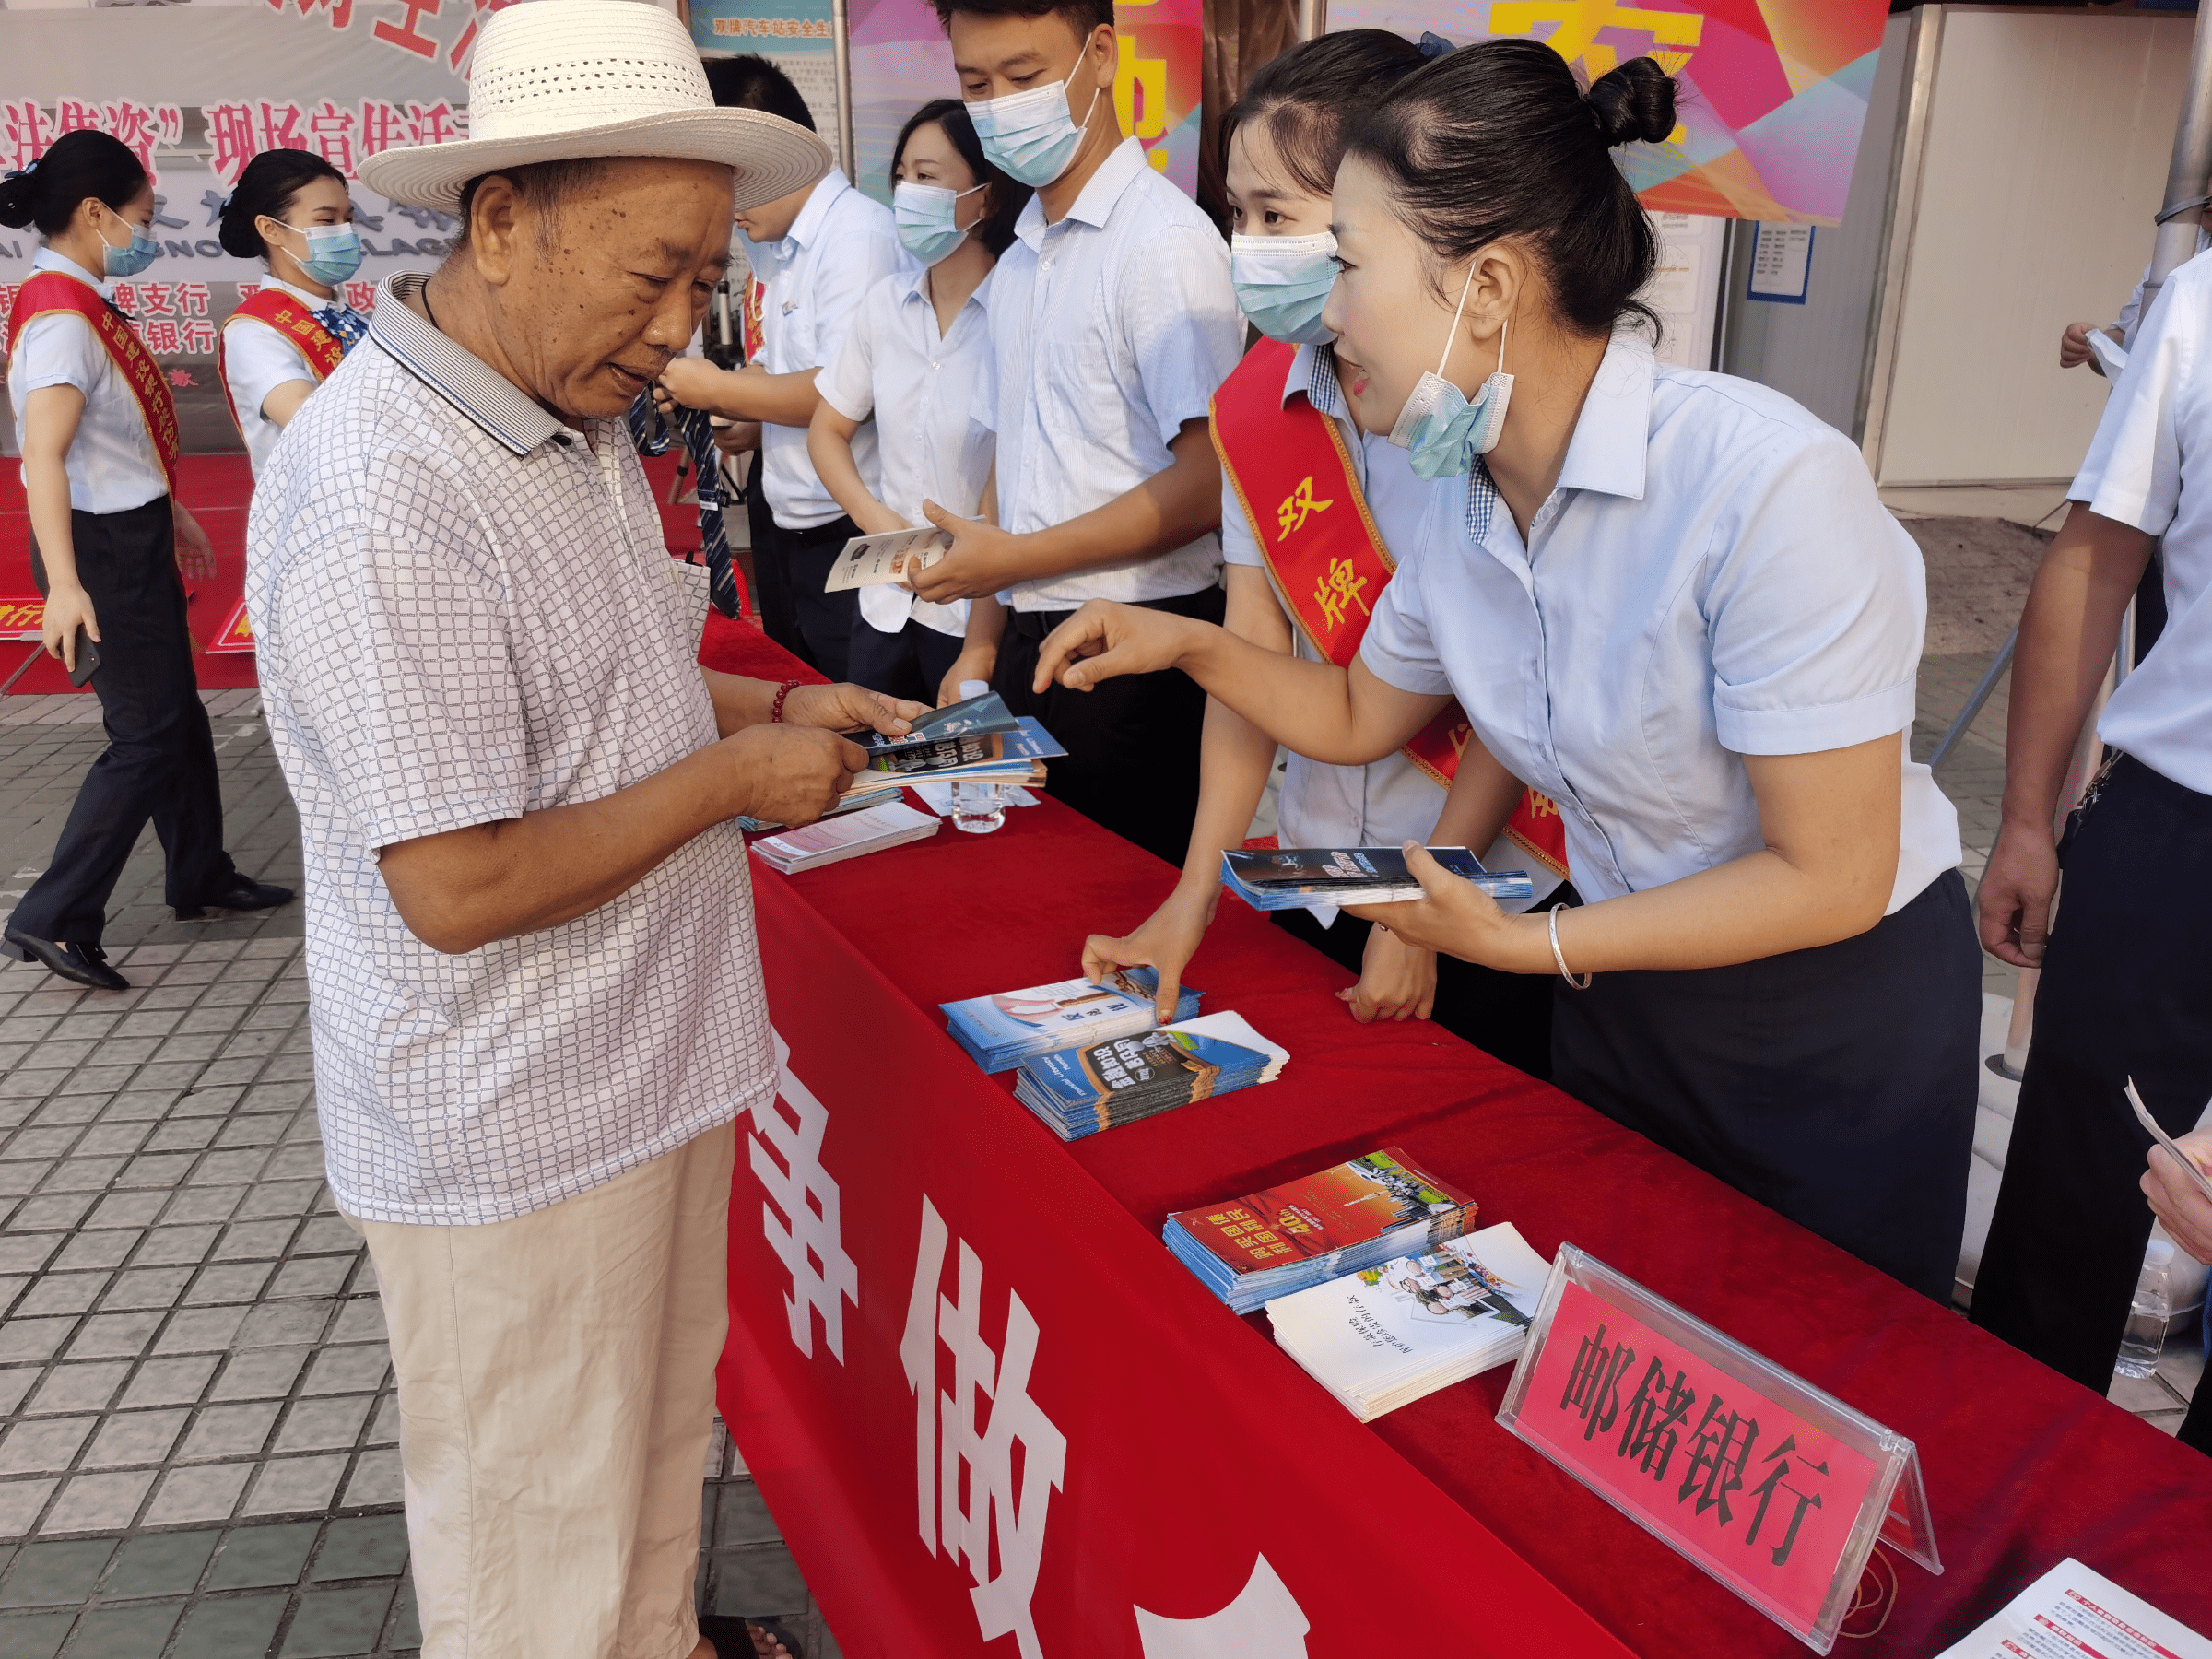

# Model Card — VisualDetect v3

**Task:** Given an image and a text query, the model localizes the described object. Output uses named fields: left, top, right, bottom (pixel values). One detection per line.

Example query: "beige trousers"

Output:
left=353, top=1124, right=735, bottom=1659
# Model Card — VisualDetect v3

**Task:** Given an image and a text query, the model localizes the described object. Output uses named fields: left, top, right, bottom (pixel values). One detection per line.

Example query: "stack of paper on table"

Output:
left=751, top=801, right=939, bottom=874
left=1934, top=1558, right=2209, bottom=1658
left=1164, top=1147, right=1477, bottom=1314
left=941, top=967, right=1203, bottom=1073
left=1220, top=846, right=1533, bottom=912
left=840, top=708, right=1065, bottom=814
left=1266, top=1223, right=1550, bottom=1422
left=1012, top=1011, right=1283, bottom=1140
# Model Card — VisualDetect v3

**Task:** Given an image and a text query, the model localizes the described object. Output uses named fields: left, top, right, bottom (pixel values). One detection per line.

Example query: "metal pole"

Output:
left=1926, top=625, right=2015, bottom=776
left=1296, top=0, right=1327, bottom=43
left=831, top=0, right=857, bottom=180
left=2128, top=5, right=2212, bottom=339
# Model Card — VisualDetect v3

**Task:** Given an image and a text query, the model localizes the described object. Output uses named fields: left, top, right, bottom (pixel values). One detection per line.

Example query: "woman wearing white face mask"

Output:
left=216, top=149, right=369, bottom=477
left=1, top=131, right=289, bottom=993
left=1031, top=41, right=1978, bottom=1301
left=1080, top=30, right=1566, bottom=1078
left=807, top=99, right=1030, bottom=705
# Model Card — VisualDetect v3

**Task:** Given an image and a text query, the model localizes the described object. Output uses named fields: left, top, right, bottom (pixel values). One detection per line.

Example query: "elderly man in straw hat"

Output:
left=243, top=3, right=914, bottom=1653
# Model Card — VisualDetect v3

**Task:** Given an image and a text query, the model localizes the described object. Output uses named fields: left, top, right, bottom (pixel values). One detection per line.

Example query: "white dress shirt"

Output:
left=7, top=248, right=169, bottom=514
left=222, top=274, right=360, bottom=477
left=756, top=170, right=900, bottom=531
left=1222, top=345, right=1558, bottom=915
left=1359, top=332, right=1961, bottom=915
left=246, top=273, right=773, bottom=1225
left=2072, top=248, right=2212, bottom=794
left=816, top=265, right=994, bottom=640
left=975, top=137, right=1243, bottom=612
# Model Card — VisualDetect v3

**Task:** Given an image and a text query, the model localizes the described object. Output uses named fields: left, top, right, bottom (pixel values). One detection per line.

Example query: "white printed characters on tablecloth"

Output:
left=750, top=1030, right=861, bottom=1361
left=1135, top=1555, right=1312, bottom=1658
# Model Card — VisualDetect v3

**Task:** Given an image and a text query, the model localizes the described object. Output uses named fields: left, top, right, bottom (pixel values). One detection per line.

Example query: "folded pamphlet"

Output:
left=1934, top=1558, right=2209, bottom=1658
left=1266, top=1222, right=1549, bottom=1422
left=1165, top=1147, right=1477, bottom=1314
left=1221, top=846, right=1534, bottom=912
left=1013, top=1011, right=1286, bottom=1141
left=824, top=525, right=950, bottom=593
left=942, top=967, right=1204, bottom=1074
left=836, top=716, right=1065, bottom=814
left=858, top=690, right=1019, bottom=759
left=751, top=800, right=940, bottom=874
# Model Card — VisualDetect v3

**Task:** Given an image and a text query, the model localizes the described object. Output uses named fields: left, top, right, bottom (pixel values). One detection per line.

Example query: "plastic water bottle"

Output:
left=949, top=679, right=1005, bottom=835
left=2115, top=1236, right=2175, bottom=1379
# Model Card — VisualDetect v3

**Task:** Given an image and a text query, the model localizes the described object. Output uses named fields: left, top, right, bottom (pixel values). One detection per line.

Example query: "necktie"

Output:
left=312, top=305, right=368, bottom=355
left=626, top=392, right=741, bottom=620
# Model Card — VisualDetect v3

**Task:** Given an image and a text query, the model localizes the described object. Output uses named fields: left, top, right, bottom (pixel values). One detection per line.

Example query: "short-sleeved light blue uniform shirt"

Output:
left=1359, top=332, right=1961, bottom=913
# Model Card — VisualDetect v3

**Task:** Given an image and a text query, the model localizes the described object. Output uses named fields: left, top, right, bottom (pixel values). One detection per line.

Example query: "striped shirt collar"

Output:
left=364, top=271, right=566, bottom=456
left=1285, top=341, right=1347, bottom=419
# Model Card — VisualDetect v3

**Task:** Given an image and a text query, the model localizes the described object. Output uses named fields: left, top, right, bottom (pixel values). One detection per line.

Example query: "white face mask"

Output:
left=1387, top=265, right=1514, bottom=479
left=968, top=51, right=1103, bottom=190
left=894, top=180, right=986, bottom=266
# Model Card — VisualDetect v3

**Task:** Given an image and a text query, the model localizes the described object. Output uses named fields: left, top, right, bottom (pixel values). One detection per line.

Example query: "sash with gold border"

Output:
left=7, top=271, right=179, bottom=495
left=1210, top=340, right=1570, bottom=881
left=216, top=287, right=344, bottom=440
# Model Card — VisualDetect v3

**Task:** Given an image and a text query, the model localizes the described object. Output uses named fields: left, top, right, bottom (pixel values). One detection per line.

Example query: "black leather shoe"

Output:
left=4, top=928, right=129, bottom=991
left=174, top=876, right=296, bottom=921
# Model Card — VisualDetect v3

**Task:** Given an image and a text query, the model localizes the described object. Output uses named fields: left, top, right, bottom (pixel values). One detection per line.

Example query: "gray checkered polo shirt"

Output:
left=245, top=273, right=774, bottom=1226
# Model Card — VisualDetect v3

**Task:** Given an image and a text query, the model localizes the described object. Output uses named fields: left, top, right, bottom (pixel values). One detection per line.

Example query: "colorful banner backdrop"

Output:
left=689, top=0, right=846, bottom=168
left=847, top=0, right=1200, bottom=206
left=1321, top=0, right=1890, bottom=226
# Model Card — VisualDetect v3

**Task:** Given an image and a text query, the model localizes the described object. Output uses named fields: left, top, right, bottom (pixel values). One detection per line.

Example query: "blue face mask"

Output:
left=274, top=220, right=363, bottom=286
left=894, top=180, right=985, bottom=267
left=99, top=210, right=159, bottom=279
left=1387, top=270, right=1513, bottom=479
left=735, top=225, right=788, bottom=285
left=968, top=53, right=1102, bottom=189
left=1229, top=230, right=1338, bottom=345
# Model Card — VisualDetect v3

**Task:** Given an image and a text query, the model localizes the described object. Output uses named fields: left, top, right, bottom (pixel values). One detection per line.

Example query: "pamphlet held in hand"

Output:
left=824, top=525, right=950, bottom=594
left=1221, top=846, right=1534, bottom=912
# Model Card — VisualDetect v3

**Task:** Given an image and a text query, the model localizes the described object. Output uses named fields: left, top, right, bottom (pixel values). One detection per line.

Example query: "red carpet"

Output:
left=3, top=452, right=715, bottom=695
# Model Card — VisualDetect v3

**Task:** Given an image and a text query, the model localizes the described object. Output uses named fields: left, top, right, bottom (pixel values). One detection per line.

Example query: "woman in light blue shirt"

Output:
left=1031, top=41, right=1978, bottom=1300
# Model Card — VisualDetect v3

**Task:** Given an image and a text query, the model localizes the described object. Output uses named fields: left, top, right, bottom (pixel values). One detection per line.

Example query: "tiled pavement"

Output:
left=0, top=694, right=841, bottom=1656
left=0, top=611, right=2192, bottom=1653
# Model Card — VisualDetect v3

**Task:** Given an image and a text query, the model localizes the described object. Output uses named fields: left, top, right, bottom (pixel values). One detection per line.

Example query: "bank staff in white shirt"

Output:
left=1974, top=248, right=2212, bottom=1454
left=660, top=53, right=901, bottom=682
left=1081, top=30, right=1561, bottom=1078
left=2, top=131, right=289, bottom=993
left=215, top=149, right=369, bottom=476
left=1032, top=43, right=1979, bottom=1301
left=808, top=99, right=1028, bottom=705
left=902, top=0, right=1243, bottom=866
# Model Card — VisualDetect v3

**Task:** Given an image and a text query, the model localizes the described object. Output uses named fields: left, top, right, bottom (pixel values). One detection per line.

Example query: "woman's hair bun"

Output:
left=1587, top=56, right=1677, bottom=147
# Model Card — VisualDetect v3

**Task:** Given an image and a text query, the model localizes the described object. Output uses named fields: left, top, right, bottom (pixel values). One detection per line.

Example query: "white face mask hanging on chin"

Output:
left=1388, top=262, right=1515, bottom=480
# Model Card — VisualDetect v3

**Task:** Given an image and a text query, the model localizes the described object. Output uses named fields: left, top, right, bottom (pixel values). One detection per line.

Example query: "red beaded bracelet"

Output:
left=769, top=677, right=805, bottom=724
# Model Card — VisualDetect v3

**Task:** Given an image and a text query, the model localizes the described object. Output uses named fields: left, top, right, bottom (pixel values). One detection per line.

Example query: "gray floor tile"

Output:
left=171, top=1588, right=287, bottom=1659
left=0, top=1478, right=58, bottom=1539
left=328, top=1301, right=383, bottom=1347
left=104, top=1528, right=219, bottom=1597
left=237, top=1303, right=332, bottom=1351
left=180, top=1402, right=281, bottom=1463
left=100, top=1266, right=193, bottom=1312
left=340, top=1449, right=401, bottom=1510
left=143, top=1462, right=253, bottom=1527
left=241, top=1454, right=348, bottom=1517
left=0, top=1609, right=71, bottom=1659
left=64, top=1313, right=161, bottom=1361
left=123, top=1356, right=219, bottom=1410
left=22, top=1362, right=129, bottom=1418
left=155, top=1307, right=252, bottom=1356
left=41, top=1467, right=156, bottom=1534
left=78, top=1407, right=189, bottom=1470
left=135, top=1224, right=222, bottom=1268
left=283, top=1583, right=396, bottom=1657
left=0, top=1537, right=113, bottom=1608
left=300, top=1348, right=387, bottom=1398
left=185, top=1262, right=277, bottom=1306
left=0, top=1418, right=97, bottom=1477
left=17, top=1273, right=108, bottom=1317
left=274, top=1397, right=374, bottom=1455
left=65, top=1598, right=182, bottom=1658
left=207, top=1348, right=311, bottom=1403
left=311, top=1514, right=407, bottom=1583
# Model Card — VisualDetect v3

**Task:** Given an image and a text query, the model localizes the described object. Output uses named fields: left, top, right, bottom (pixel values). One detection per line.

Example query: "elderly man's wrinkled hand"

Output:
left=720, top=724, right=867, bottom=829
left=779, top=681, right=925, bottom=741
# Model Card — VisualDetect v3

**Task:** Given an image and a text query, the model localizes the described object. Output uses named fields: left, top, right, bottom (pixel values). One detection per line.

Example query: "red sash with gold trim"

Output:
left=7, top=271, right=179, bottom=494
left=216, top=287, right=344, bottom=440
left=1210, top=340, right=1570, bottom=880
left=741, top=276, right=768, bottom=364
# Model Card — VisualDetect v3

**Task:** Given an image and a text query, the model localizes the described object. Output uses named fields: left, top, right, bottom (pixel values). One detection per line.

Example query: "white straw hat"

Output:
left=356, top=0, right=830, bottom=212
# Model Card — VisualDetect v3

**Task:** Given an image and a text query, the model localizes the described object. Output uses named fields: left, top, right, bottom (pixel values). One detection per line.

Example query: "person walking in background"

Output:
left=2059, top=171, right=2209, bottom=373
left=901, top=0, right=1243, bottom=866
left=1974, top=243, right=2212, bottom=1457
left=217, top=148, right=370, bottom=476
left=1030, top=42, right=1980, bottom=1301
left=1079, top=29, right=1568, bottom=1076
left=659, top=53, right=901, bottom=682
left=1, top=130, right=291, bottom=993
left=807, top=98, right=1028, bottom=706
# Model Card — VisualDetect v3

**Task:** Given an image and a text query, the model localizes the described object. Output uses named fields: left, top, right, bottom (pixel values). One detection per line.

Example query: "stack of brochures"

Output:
left=1012, top=1011, right=1286, bottom=1141
left=751, top=800, right=939, bottom=874
left=1220, top=846, right=1534, bottom=912
left=941, top=967, right=1203, bottom=1074
left=840, top=692, right=1065, bottom=815
left=1164, top=1147, right=1478, bottom=1314
left=1265, top=1223, right=1550, bottom=1422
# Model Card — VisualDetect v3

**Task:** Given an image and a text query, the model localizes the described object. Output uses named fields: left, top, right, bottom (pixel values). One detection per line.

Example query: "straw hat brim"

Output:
left=355, top=106, right=832, bottom=213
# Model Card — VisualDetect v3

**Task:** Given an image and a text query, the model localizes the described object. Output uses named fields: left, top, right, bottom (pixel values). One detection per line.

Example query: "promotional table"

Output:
left=706, top=623, right=2212, bottom=1659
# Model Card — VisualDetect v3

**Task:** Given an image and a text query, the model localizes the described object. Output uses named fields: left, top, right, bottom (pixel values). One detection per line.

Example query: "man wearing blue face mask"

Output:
left=903, top=0, right=1242, bottom=866
left=659, top=53, right=901, bottom=680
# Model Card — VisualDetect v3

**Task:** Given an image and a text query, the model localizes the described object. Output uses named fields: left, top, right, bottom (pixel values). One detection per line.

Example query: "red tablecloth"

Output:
left=706, top=620, right=2212, bottom=1657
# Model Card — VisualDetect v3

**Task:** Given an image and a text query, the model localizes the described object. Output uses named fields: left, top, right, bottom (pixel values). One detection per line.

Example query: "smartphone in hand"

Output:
left=65, top=626, right=100, bottom=688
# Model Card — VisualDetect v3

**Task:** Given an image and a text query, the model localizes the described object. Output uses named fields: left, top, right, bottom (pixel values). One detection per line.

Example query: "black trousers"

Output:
left=1270, top=900, right=1566, bottom=1080
left=14, top=499, right=236, bottom=944
left=1553, top=869, right=1981, bottom=1302
left=848, top=617, right=966, bottom=706
left=747, top=488, right=860, bottom=684
left=1974, top=756, right=2212, bottom=1453
left=993, top=586, right=1227, bottom=869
